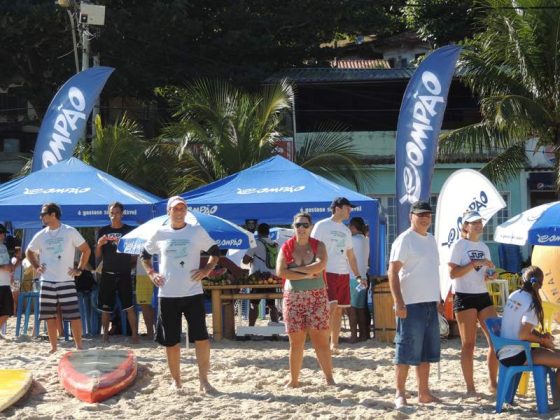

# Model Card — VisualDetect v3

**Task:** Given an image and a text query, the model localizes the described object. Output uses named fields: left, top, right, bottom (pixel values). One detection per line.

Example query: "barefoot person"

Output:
left=388, top=201, right=442, bottom=408
left=448, top=210, right=498, bottom=395
left=311, top=197, right=363, bottom=352
left=499, top=266, right=560, bottom=405
left=141, top=196, right=219, bottom=393
left=95, top=202, right=138, bottom=344
left=276, top=212, right=334, bottom=387
left=95, top=202, right=138, bottom=343
left=25, top=203, right=91, bottom=353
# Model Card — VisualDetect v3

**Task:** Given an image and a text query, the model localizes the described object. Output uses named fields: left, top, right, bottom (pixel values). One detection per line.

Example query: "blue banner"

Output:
left=31, top=66, right=114, bottom=172
left=395, top=45, right=461, bottom=234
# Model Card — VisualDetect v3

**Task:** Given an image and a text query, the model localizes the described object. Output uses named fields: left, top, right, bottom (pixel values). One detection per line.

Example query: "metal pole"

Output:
left=81, top=25, right=90, bottom=71
left=91, top=54, right=100, bottom=139
left=67, top=10, right=80, bottom=74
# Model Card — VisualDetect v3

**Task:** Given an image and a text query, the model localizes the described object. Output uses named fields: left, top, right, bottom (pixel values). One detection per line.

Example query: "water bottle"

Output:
left=486, top=268, right=496, bottom=277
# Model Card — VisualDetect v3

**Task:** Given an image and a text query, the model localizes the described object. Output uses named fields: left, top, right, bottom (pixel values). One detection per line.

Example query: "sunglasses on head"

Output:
left=40, top=212, right=49, bottom=216
left=294, top=222, right=310, bottom=229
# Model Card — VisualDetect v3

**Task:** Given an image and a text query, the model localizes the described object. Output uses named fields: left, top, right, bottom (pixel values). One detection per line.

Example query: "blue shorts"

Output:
left=394, top=301, right=441, bottom=365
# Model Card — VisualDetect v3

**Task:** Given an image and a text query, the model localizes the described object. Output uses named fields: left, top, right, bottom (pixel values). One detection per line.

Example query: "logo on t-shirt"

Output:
left=467, top=250, right=485, bottom=271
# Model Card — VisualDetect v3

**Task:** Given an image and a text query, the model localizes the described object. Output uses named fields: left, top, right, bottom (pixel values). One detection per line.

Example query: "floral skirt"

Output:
left=282, top=288, right=330, bottom=333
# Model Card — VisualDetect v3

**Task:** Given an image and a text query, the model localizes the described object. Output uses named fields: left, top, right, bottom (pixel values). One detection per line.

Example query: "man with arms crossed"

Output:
left=141, top=196, right=219, bottom=393
left=388, top=200, right=441, bottom=409
left=26, top=203, right=91, bottom=353
left=96, top=202, right=139, bottom=343
left=311, top=197, right=363, bottom=352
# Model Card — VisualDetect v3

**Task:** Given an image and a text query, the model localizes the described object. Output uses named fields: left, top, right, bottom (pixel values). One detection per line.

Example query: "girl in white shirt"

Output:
left=448, top=210, right=498, bottom=395
left=499, top=266, right=560, bottom=405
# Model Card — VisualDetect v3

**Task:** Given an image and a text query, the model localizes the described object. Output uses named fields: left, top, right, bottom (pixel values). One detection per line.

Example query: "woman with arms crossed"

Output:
left=448, top=210, right=498, bottom=395
left=276, top=212, right=334, bottom=388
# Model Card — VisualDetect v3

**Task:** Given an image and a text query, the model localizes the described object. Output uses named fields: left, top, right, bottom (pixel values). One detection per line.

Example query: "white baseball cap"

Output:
left=463, top=210, right=484, bottom=223
left=167, top=195, right=187, bottom=210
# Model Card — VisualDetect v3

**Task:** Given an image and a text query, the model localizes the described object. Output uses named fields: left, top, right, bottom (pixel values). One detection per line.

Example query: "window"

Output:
left=482, top=193, right=510, bottom=242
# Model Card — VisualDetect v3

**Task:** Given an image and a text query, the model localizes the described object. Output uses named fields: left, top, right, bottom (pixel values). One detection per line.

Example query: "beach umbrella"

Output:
left=117, top=210, right=257, bottom=254
left=494, top=201, right=560, bottom=246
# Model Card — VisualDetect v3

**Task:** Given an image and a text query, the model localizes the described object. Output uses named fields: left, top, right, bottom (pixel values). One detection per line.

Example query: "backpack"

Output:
left=257, top=238, right=279, bottom=270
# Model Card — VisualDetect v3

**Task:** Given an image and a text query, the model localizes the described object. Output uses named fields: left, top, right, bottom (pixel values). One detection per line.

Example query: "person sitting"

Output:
left=498, top=265, right=560, bottom=405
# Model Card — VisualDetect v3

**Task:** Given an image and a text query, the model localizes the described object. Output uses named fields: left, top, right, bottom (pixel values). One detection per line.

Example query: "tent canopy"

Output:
left=161, top=156, right=384, bottom=274
left=0, top=158, right=161, bottom=228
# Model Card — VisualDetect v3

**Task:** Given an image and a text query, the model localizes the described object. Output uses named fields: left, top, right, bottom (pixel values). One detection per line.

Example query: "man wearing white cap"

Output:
left=141, top=196, right=220, bottom=393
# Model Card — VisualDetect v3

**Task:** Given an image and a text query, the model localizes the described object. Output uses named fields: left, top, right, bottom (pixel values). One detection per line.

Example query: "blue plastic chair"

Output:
left=485, top=317, right=557, bottom=414
left=15, top=291, right=40, bottom=337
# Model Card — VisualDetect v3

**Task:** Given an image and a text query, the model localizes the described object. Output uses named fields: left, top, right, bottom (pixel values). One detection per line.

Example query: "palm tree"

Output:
left=439, top=0, right=560, bottom=189
left=77, top=114, right=178, bottom=197
left=157, top=79, right=373, bottom=192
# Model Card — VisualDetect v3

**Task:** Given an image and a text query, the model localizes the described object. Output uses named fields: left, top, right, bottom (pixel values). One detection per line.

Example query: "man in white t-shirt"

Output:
left=242, top=223, right=279, bottom=326
left=311, top=197, right=362, bottom=352
left=25, top=203, right=91, bottom=354
left=141, top=196, right=220, bottom=393
left=388, top=200, right=441, bottom=409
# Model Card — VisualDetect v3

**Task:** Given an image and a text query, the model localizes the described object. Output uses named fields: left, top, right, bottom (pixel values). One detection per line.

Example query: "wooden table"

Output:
left=203, top=284, right=283, bottom=341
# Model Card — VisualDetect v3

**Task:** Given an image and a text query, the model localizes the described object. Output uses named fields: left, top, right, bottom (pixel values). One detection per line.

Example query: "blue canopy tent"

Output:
left=160, top=156, right=385, bottom=275
left=0, top=157, right=161, bottom=228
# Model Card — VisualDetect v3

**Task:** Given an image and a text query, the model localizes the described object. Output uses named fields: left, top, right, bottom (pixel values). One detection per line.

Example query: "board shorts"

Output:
left=453, top=292, right=494, bottom=313
left=0, top=285, right=14, bottom=317
left=394, top=301, right=440, bottom=366
left=156, top=293, right=208, bottom=346
left=39, top=280, right=81, bottom=321
left=135, top=274, right=154, bottom=305
left=325, top=272, right=350, bottom=307
left=282, top=288, right=330, bottom=333
left=98, top=272, right=134, bottom=312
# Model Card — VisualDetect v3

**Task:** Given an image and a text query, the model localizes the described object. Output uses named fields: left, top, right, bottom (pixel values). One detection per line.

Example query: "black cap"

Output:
left=410, top=201, right=433, bottom=214
left=0, top=224, right=6, bottom=233
left=330, top=197, right=356, bottom=209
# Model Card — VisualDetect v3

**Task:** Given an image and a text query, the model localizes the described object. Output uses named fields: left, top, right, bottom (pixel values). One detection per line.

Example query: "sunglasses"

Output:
left=294, top=222, right=310, bottom=229
left=40, top=212, right=49, bottom=217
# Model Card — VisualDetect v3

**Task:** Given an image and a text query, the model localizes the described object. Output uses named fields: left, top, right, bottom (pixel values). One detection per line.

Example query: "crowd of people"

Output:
left=1, top=195, right=559, bottom=410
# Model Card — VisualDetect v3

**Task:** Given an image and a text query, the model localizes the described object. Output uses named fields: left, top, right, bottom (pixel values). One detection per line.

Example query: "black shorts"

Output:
left=453, top=292, right=494, bottom=313
left=500, top=351, right=527, bottom=367
left=0, top=286, right=14, bottom=317
left=98, top=272, right=134, bottom=312
left=156, top=294, right=209, bottom=346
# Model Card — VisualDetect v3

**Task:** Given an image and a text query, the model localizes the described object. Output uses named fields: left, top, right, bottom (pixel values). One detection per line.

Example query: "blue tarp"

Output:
left=0, top=158, right=161, bottom=228
left=159, top=156, right=384, bottom=274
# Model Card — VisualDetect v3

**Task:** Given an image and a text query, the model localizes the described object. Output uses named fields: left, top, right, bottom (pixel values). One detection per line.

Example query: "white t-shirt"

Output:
left=144, top=224, right=216, bottom=298
left=244, top=237, right=277, bottom=275
left=389, top=228, right=440, bottom=305
left=0, top=244, right=10, bottom=286
left=27, top=224, right=86, bottom=282
left=351, top=234, right=369, bottom=278
left=498, top=289, right=539, bottom=360
left=311, top=218, right=353, bottom=274
left=449, top=238, right=491, bottom=294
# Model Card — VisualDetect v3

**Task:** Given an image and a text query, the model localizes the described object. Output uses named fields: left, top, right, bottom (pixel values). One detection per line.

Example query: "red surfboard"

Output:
left=58, top=349, right=137, bottom=403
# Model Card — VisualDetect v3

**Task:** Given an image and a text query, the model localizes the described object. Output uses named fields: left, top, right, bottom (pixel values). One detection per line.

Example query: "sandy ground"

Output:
left=1, top=316, right=559, bottom=419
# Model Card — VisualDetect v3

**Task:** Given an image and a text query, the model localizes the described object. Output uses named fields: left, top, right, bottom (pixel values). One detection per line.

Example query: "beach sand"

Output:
left=0, top=317, right=556, bottom=419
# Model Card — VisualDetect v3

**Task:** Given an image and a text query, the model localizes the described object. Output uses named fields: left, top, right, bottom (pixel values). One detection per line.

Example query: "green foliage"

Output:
left=403, top=0, right=480, bottom=46
left=0, top=0, right=406, bottom=119
left=439, top=0, right=560, bottom=189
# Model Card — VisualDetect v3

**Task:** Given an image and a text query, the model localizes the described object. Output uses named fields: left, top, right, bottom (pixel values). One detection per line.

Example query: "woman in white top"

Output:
left=448, top=210, right=498, bottom=395
left=499, top=266, right=560, bottom=404
left=348, top=217, right=370, bottom=342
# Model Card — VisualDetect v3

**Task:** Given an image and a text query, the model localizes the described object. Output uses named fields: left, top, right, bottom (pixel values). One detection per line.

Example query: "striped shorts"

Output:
left=39, top=281, right=81, bottom=321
